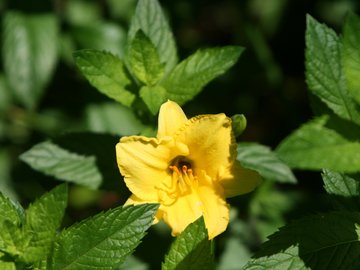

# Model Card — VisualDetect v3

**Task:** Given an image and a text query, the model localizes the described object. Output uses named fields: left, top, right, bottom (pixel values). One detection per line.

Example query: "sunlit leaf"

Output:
left=139, top=85, right=167, bottom=115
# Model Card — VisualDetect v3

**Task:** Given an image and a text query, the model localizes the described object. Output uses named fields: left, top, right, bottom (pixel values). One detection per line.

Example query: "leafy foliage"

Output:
left=237, top=143, right=296, bottom=183
left=322, top=170, right=359, bottom=197
left=3, top=12, right=58, bottom=109
left=162, top=217, right=214, bottom=270
left=51, top=204, right=158, bottom=270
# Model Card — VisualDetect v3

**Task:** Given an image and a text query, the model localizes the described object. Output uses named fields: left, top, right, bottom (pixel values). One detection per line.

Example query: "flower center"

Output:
left=156, top=156, right=198, bottom=205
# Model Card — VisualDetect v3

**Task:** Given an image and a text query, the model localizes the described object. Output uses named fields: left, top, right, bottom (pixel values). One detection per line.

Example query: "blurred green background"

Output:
left=0, top=0, right=359, bottom=269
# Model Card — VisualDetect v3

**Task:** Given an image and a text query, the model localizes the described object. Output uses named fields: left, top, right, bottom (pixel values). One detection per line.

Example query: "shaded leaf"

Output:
left=20, top=141, right=102, bottom=189
left=3, top=12, right=58, bottom=109
left=237, top=143, right=296, bottom=183
left=139, top=85, right=167, bottom=115
left=51, top=204, right=158, bottom=270
left=74, top=49, right=135, bottom=107
left=322, top=170, right=359, bottom=197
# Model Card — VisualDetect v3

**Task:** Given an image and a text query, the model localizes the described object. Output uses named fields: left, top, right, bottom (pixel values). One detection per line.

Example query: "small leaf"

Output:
left=20, top=184, right=68, bottom=263
left=343, top=12, right=360, bottom=106
left=231, top=114, right=247, bottom=137
left=162, top=217, right=214, bottom=270
left=129, top=0, right=177, bottom=74
left=237, top=143, right=296, bottom=183
left=74, top=49, right=135, bottom=107
left=276, top=116, right=360, bottom=172
left=305, top=15, right=360, bottom=125
left=3, top=12, right=58, bottom=109
left=245, top=212, right=360, bottom=270
left=322, top=170, right=359, bottom=197
left=20, top=141, right=102, bottom=189
left=129, top=30, right=164, bottom=85
left=161, top=46, right=243, bottom=105
left=140, top=85, right=167, bottom=114
left=51, top=204, right=158, bottom=270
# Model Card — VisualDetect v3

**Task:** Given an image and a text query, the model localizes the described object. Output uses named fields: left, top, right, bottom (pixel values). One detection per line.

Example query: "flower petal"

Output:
left=124, top=195, right=163, bottom=223
left=196, top=171, right=229, bottom=239
left=116, top=136, right=189, bottom=200
left=174, top=114, right=236, bottom=180
left=157, top=100, right=188, bottom=138
left=219, top=161, right=262, bottom=198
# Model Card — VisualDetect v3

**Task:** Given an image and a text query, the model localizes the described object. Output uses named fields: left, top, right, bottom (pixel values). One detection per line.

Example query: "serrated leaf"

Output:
left=85, top=103, right=146, bottom=136
left=162, top=217, right=214, bottom=270
left=242, top=245, right=307, bottom=270
left=3, top=12, right=58, bottom=109
left=237, top=143, right=296, bottom=183
left=276, top=116, right=360, bottom=172
left=51, top=204, right=158, bottom=270
left=74, top=49, right=135, bottom=107
left=343, top=12, right=360, bottom=106
left=322, top=169, right=359, bottom=197
left=129, top=30, right=164, bottom=85
left=128, top=0, right=177, bottom=74
left=161, top=46, right=243, bottom=105
left=20, top=141, right=102, bottom=189
left=140, top=85, right=167, bottom=114
left=305, top=15, right=360, bottom=125
left=20, top=184, right=68, bottom=263
left=246, top=212, right=360, bottom=270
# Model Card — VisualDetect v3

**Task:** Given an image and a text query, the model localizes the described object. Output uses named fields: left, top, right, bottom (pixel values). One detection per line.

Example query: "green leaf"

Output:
left=0, top=260, right=16, bottom=270
left=72, top=21, right=126, bottom=58
left=74, top=49, right=135, bottom=107
left=129, top=30, right=164, bottom=85
left=276, top=116, right=360, bottom=172
left=305, top=15, right=360, bottom=125
left=20, top=141, right=102, bottom=189
left=51, top=204, right=158, bottom=270
left=343, top=12, right=360, bottom=105
left=3, top=12, right=58, bottom=109
left=322, top=169, right=359, bottom=197
left=231, top=114, right=247, bottom=137
left=20, top=184, right=68, bottom=263
left=218, top=238, right=251, bottom=270
left=242, top=246, right=307, bottom=270
left=237, top=143, right=296, bottom=183
left=162, top=217, right=214, bottom=270
left=140, top=85, right=167, bottom=114
left=161, top=46, right=243, bottom=105
left=85, top=102, right=146, bottom=135
left=244, top=212, right=360, bottom=270
left=129, top=0, right=177, bottom=74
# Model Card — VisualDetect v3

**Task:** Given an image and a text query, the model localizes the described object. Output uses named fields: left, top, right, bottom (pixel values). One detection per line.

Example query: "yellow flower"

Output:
left=116, top=101, right=261, bottom=239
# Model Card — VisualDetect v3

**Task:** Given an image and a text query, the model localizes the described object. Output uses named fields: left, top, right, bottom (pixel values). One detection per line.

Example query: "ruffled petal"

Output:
left=174, top=114, right=236, bottom=180
left=219, top=161, right=262, bottom=198
left=116, top=136, right=189, bottom=201
left=124, top=195, right=163, bottom=223
left=157, top=100, right=188, bottom=138
left=196, top=171, right=230, bottom=239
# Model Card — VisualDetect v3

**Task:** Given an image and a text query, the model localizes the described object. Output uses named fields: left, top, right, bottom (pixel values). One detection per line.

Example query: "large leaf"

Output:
left=20, top=184, right=68, bottom=263
left=139, top=85, right=167, bottom=115
left=162, top=217, right=214, bottom=270
left=305, top=15, right=360, bottom=125
left=237, top=143, right=296, bottom=183
left=20, top=141, right=102, bottom=189
left=129, top=30, right=164, bottom=86
left=243, top=212, right=360, bottom=270
left=161, top=46, right=243, bottom=105
left=276, top=117, right=360, bottom=172
left=50, top=204, right=158, bottom=270
left=128, top=0, right=177, bottom=74
left=322, top=170, right=359, bottom=197
left=3, top=12, right=58, bottom=109
left=74, top=49, right=135, bottom=107
left=343, top=12, right=360, bottom=105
